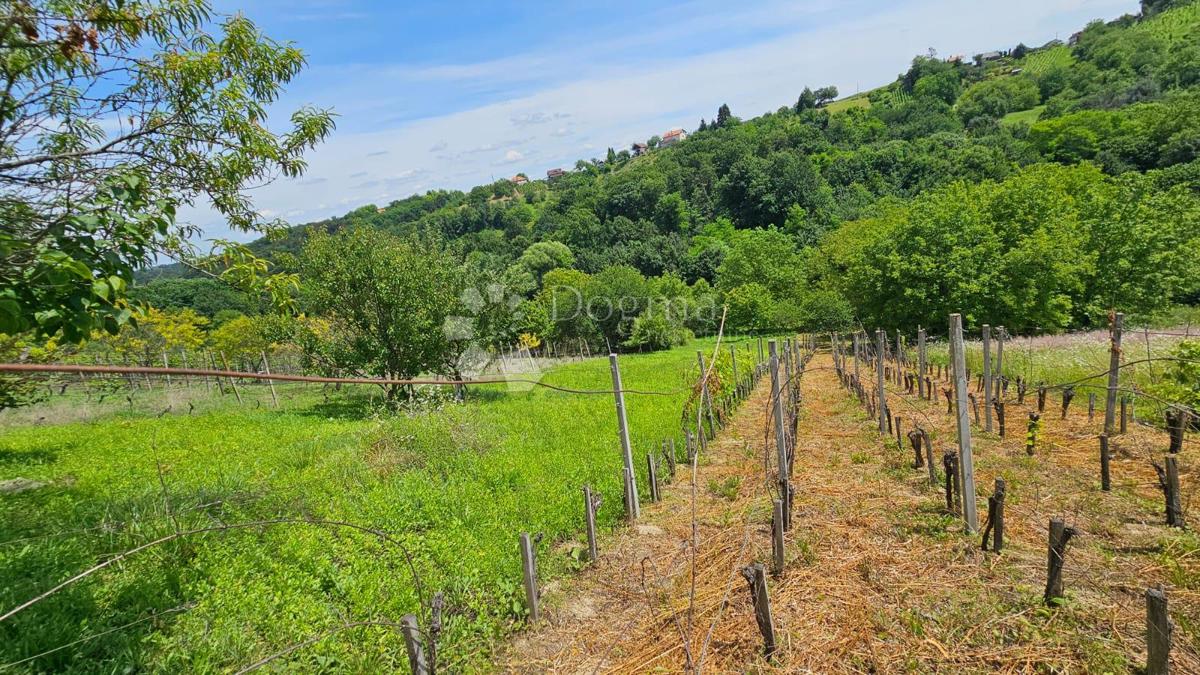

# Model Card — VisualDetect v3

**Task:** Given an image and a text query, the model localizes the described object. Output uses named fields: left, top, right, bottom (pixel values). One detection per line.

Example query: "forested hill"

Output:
left=142, top=0, right=1200, bottom=337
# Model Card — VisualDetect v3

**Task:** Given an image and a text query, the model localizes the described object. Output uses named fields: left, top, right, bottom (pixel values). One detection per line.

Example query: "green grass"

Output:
left=1020, top=45, right=1074, bottom=76
left=825, top=95, right=872, bottom=114
left=1137, top=1, right=1200, bottom=41
left=1001, top=105, right=1046, bottom=127
left=0, top=339, right=747, bottom=671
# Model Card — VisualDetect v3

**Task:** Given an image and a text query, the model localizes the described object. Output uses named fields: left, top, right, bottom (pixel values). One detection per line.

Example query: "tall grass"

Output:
left=0, top=339, right=754, bottom=671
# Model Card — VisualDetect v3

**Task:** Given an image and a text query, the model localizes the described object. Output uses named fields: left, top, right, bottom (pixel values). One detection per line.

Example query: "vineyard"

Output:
left=1, top=317, right=1197, bottom=671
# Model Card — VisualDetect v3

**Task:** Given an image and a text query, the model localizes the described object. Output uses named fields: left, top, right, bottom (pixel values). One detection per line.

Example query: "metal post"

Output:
left=609, top=354, right=639, bottom=519
left=950, top=314, right=979, bottom=532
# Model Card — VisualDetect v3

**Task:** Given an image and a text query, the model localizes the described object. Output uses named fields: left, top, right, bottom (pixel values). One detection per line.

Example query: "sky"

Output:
left=192, top=0, right=1140, bottom=241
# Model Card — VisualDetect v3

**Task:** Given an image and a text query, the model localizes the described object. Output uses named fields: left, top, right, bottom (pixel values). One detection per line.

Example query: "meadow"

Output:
left=0, top=339, right=750, bottom=671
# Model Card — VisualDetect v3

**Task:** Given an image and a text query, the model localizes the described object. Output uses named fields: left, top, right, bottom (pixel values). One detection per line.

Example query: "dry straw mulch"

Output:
left=499, top=354, right=1200, bottom=673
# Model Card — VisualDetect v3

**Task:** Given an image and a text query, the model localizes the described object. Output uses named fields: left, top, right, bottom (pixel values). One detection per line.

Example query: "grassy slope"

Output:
left=0, top=339, right=749, bottom=671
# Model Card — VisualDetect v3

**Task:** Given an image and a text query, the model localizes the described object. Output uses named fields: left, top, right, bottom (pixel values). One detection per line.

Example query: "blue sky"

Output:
left=193, top=0, right=1139, bottom=240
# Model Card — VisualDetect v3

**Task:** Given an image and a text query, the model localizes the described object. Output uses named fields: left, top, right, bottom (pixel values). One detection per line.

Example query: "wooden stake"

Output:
left=1100, top=434, right=1112, bottom=492
left=741, top=563, right=777, bottom=657
left=520, top=532, right=539, bottom=623
left=1121, top=397, right=1129, bottom=435
left=1146, top=586, right=1172, bottom=675
left=1088, top=392, right=1096, bottom=422
left=697, top=351, right=716, bottom=440
left=219, top=351, right=242, bottom=404
left=261, top=351, right=279, bottom=408
left=995, top=401, right=1006, bottom=438
left=1044, top=518, right=1077, bottom=605
left=1155, top=456, right=1183, bottom=527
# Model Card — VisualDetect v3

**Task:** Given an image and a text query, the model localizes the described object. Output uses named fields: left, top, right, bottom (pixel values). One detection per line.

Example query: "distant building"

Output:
left=1043, top=38, right=1064, bottom=48
left=660, top=128, right=688, bottom=147
left=947, top=54, right=964, bottom=64
left=547, top=168, right=565, bottom=180
left=1068, top=31, right=1083, bottom=46
left=631, top=142, right=648, bottom=156
left=974, top=51, right=1004, bottom=65
left=511, top=174, right=528, bottom=186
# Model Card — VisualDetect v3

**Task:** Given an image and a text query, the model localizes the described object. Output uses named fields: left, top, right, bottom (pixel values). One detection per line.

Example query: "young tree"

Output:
left=795, top=87, right=817, bottom=112
left=814, top=85, right=840, bottom=107
left=299, top=229, right=463, bottom=397
left=0, top=0, right=333, bottom=341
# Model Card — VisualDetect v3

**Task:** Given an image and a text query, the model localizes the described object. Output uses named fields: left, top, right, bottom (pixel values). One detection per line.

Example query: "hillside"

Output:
left=140, top=0, right=1200, bottom=345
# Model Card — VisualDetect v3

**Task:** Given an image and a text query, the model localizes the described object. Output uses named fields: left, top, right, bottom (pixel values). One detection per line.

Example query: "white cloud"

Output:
left=189, top=0, right=1137, bottom=241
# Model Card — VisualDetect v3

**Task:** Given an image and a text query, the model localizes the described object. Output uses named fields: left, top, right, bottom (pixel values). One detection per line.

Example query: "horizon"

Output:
left=191, top=0, right=1139, bottom=242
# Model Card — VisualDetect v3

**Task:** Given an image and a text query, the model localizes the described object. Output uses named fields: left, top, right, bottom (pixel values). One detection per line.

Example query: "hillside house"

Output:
left=974, top=51, right=1004, bottom=65
left=632, top=142, right=648, bottom=156
left=660, top=128, right=688, bottom=147
left=511, top=174, right=528, bottom=186
left=547, top=168, right=565, bottom=180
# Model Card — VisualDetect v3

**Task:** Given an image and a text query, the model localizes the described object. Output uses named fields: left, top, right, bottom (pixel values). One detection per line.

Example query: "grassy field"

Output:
left=1000, top=104, right=1046, bottom=127
left=825, top=94, right=872, bottom=114
left=1019, top=45, right=1074, bottom=76
left=0, top=339, right=755, bottom=671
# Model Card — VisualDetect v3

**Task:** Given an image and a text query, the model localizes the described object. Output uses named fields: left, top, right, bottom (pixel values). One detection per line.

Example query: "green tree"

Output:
left=299, top=229, right=463, bottom=396
left=1, top=0, right=333, bottom=341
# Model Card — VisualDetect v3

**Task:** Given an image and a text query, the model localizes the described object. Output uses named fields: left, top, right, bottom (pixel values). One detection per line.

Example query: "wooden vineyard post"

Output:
left=772, top=499, right=785, bottom=576
left=261, top=351, right=279, bottom=408
left=918, top=327, right=927, bottom=399
left=180, top=349, right=192, bottom=388
left=1168, top=408, right=1187, bottom=454
left=1104, top=312, right=1124, bottom=435
left=949, top=314, right=979, bottom=532
left=982, top=478, right=1006, bottom=553
left=647, top=454, right=659, bottom=502
left=741, top=563, right=777, bottom=657
left=400, top=614, right=429, bottom=675
left=1146, top=587, right=1171, bottom=675
left=697, top=351, right=716, bottom=440
left=583, top=486, right=599, bottom=562
left=875, top=329, right=887, bottom=435
left=520, top=532, right=540, bottom=623
left=769, top=341, right=790, bottom=527
left=758, top=337, right=764, bottom=364
left=982, top=325, right=993, bottom=433
left=852, top=332, right=861, bottom=394
left=162, top=350, right=172, bottom=388
left=995, top=401, right=1006, bottom=438
left=923, top=430, right=937, bottom=486
left=895, top=416, right=902, bottom=448
left=1089, top=393, right=1096, bottom=422
left=219, top=351, right=243, bottom=404
left=1044, top=518, right=1077, bottom=605
left=1121, top=398, right=1129, bottom=435
left=609, top=354, right=639, bottom=520
left=1100, top=434, right=1111, bottom=492
left=1156, top=456, right=1183, bottom=527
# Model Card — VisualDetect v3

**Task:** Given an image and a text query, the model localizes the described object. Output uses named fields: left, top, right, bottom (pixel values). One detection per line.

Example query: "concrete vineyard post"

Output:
left=875, top=329, right=887, bottom=435
left=982, top=325, right=993, bottom=433
left=1104, top=313, right=1124, bottom=435
left=769, top=341, right=790, bottom=524
left=583, top=485, right=598, bottom=562
left=995, top=326, right=1005, bottom=406
left=772, top=499, right=785, bottom=576
left=918, top=327, right=927, bottom=399
left=400, top=614, right=429, bottom=675
left=608, top=354, right=639, bottom=520
left=520, top=532, right=539, bottom=623
left=949, top=314, right=979, bottom=533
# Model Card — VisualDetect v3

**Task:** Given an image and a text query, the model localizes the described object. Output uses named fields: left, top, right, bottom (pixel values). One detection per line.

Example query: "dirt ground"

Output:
left=499, top=353, right=1200, bottom=673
